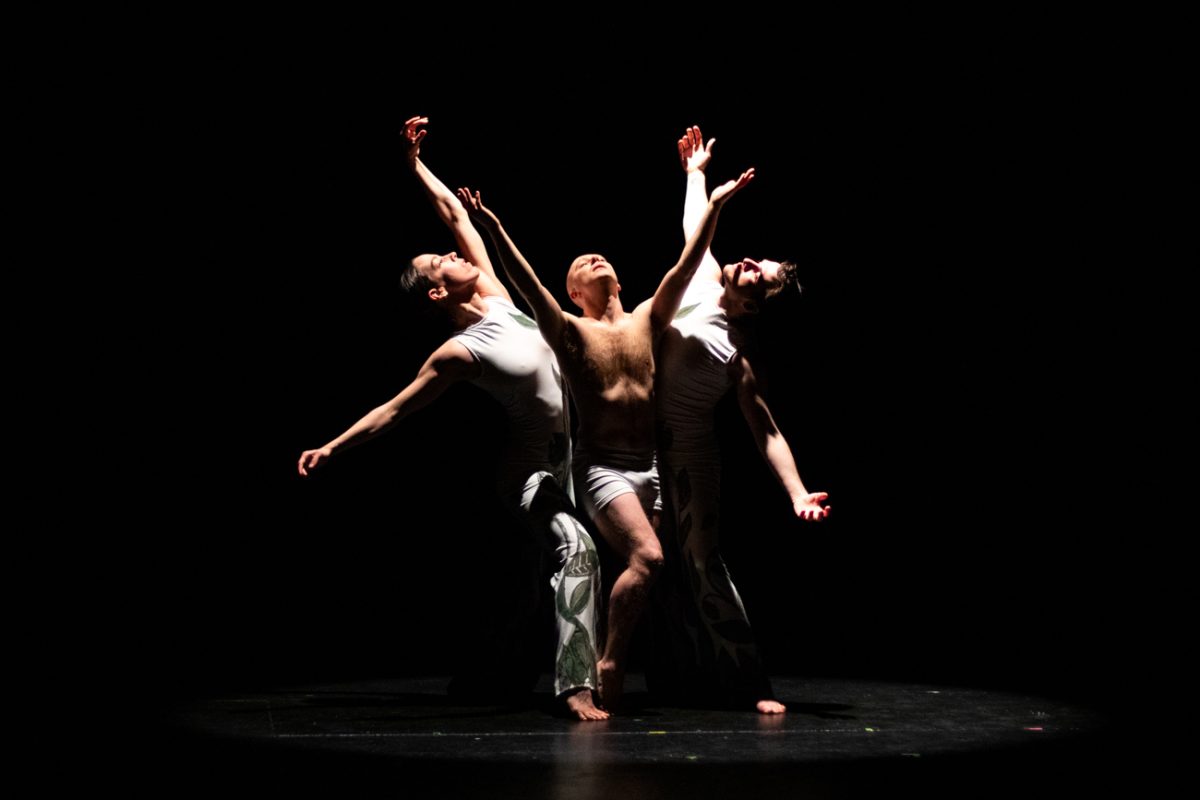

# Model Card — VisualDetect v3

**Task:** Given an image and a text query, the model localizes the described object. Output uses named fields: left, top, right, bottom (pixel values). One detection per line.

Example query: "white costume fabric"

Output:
left=572, top=448, right=662, bottom=522
left=453, top=296, right=600, bottom=697
left=652, top=277, right=773, bottom=704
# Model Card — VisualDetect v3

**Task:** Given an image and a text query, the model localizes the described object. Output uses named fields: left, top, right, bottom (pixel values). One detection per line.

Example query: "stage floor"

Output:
left=157, top=675, right=1125, bottom=797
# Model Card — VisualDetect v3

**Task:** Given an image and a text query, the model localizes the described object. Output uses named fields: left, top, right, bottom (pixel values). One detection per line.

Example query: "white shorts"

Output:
left=573, top=450, right=663, bottom=521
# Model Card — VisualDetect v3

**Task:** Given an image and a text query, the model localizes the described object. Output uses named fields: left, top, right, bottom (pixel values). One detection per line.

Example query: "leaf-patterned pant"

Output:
left=519, top=472, right=602, bottom=698
left=650, top=450, right=774, bottom=704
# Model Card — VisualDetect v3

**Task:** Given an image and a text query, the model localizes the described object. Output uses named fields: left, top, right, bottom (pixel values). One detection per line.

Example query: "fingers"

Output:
left=795, top=496, right=831, bottom=522
left=678, top=128, right=695, bottom=170
left=456, top=187, right=484, bottom=211
left=731, top=167, right=755, bottom=193
left=403, top=116, right=429, bottom=143
left=714, top=167, right=755, bottom=201
left=706, top=136, right=716, bottom=155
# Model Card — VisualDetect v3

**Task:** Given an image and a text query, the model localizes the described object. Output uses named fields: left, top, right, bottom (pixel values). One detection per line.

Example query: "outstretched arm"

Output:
left=678, top=125, right=723, bottom=286
left=297, top=340, right=477, bottom=476
left=650, top=167, right=755, bottom=330
left=731, top=354, right=830, bottom=521
left=458, top=188, right=568, bottom=345
left=403, top=117, right=507, bottom=296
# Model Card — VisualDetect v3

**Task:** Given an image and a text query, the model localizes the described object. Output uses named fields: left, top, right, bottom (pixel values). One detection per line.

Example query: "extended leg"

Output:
left=589, top=493, right=664, bottom=711
left=668, top=457, right=781, bottom=713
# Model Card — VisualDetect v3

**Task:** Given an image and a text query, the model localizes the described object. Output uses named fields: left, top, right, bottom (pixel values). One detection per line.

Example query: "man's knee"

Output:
left=632, top=541, right=665, bottom=576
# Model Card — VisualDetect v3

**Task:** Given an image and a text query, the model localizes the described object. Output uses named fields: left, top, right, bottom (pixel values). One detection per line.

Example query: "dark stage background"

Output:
left=145, top=46, right=1126, bottom=722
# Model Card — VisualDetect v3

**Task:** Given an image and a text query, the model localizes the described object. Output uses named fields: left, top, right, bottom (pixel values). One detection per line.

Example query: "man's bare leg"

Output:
left=589, top=493, right=664, bottom=711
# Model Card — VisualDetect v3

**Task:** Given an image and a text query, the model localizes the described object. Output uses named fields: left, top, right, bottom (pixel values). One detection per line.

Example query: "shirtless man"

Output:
left=459, top=163, right=754, bottom=708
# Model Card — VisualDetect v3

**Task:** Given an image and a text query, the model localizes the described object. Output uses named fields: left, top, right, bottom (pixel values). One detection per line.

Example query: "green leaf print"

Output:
left=556, top=578, right=572, bottom=619
left=705, top=557, right=735, bottom=603
left=677, top=467, right=692, bottom=510
left=715, top=646, right=744, bottom=683
left=674, top=303, right=700, bottom=320
left=565, top=549, right=599, bottom=577
left=685, top=550, right=702, bottom=594
left=678, top=512, right=692, bottom=546
left=567, top=579, right=592, bottom=616
left=556, top=626, right=596, bottom=689
left=509, top=312, right=539, bottom=329
left=711, top=619, right=756, bottom=645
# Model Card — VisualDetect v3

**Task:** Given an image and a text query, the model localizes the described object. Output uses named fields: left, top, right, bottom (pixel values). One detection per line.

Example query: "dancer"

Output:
left=654, top=126, right=830, bottom=714
left=297, top=117, right=607, bottom=720
left=459, top=161, right=754, bottom=710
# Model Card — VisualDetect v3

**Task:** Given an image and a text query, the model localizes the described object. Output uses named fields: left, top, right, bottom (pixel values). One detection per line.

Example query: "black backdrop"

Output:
left=144, top=42, right=1126, bottom=720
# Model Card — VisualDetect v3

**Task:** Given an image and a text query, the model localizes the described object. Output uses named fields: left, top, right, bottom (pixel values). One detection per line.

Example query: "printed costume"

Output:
left=453, top=296, right=601, bottom=696
left=652, top=278, right=773, bottom=704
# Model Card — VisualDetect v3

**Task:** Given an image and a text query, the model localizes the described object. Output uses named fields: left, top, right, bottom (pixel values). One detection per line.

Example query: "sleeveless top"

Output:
left=451, top=295, right=571, bottom=494
left=657, top=279, right=737, bottom=453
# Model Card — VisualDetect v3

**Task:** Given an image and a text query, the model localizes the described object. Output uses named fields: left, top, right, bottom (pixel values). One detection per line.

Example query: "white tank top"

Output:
left=452, top=295, right=571, bottom=493
left=657, top=278, right=737, bottom=452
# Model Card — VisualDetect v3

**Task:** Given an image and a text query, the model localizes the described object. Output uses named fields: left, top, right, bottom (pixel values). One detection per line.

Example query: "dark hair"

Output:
left=399, top=257, right=449, bottom=323
left=764, top=260, right=801, bottom=301
left=399, top=257, right=436, bottom=299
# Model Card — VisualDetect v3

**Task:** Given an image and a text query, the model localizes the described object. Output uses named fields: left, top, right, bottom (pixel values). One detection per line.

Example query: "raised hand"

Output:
left=403, top=115, right=429, bottom=163
left=456, top=187, right=497, bottom=227
left=710, top=167, right=755, bottom=206
left=677, top=125, right=715, bottom=173
left=456, top=186, right=483, bottom=216
left=298, top=446, right=333, bottom=477
left=793, top=492, right=830, bottom=522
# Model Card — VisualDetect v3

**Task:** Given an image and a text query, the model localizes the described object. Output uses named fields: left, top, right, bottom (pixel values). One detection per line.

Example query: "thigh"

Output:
left=591, top=492, right=658, bottom=560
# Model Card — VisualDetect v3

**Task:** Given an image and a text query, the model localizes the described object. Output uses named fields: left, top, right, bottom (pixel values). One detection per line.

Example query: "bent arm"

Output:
left=651, top=168, right=754, bottom=329
left=732, top=354, right=830, bottom=520
left=403, top=117, right=506, bottom=293
left=298, top=340, right=477, bottom=475
left=459, top=189, right=567, bottom=345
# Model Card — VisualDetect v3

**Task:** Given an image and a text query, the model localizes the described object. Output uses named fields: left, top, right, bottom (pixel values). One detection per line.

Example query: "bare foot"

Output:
left=597, top=659, right=624, bottom=712
left=564, top=689, right=610, bottom=721
left=756, top=699, right=786, bottom=714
